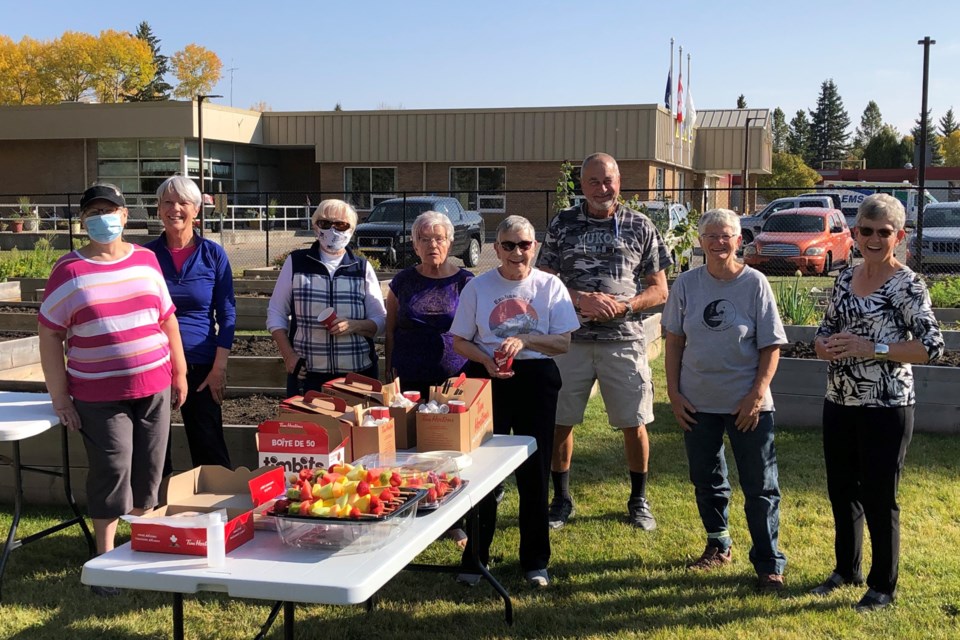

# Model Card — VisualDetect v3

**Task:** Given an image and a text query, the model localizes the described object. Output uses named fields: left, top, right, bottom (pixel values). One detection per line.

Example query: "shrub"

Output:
left=928, top=276, right=960, bottom=308
left=0, top=239, right=65, bottom=280
left=775, top=271, right=819, bottom=325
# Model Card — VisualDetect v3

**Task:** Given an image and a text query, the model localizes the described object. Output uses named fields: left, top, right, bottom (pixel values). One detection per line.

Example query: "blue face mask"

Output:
left=85, top=213, right=124, bottom=243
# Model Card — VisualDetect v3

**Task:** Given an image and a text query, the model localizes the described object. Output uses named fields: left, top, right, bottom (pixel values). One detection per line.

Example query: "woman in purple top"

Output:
left=386, top=211, right=474, bottom=400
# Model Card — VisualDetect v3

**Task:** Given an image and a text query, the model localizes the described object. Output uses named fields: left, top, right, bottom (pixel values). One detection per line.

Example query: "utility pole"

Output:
left=741, top=115, right=755, bottom=214
left=226, top=67, right=239, bottom=107
left=916, top=36, right=935, bottom=271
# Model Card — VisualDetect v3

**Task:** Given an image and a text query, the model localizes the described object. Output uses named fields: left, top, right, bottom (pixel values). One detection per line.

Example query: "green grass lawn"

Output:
left=2, top=356, right=960, bottom=639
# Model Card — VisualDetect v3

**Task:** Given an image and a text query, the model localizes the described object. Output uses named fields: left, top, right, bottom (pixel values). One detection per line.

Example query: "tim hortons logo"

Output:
left=473, top=401, right=491, bottom=436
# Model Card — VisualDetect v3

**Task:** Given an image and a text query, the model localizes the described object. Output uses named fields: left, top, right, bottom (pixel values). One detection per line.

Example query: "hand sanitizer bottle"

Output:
left=207, top=512, right=226, bottom=568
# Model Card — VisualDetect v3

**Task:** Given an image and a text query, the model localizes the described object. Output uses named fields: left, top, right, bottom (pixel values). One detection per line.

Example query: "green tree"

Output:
left=942, top=130, right=960, bottom=167
left=853, top=100, right=883, bottom=152
left=736, top=94, right=747, bottom=109
left=786, top=109, right=813, bottom=164
left=756, top=152, right=821, bottom=201
left=127, top=21, right=171, bottom=101
left=170, top=43, right=222, bottom=98
left=771, top=107, right=789, bottom=152
left=939, top=107, right=958, bottom=137
left=911, top=109, right=944, bottom=166
left=808, top=79, right=851, bottom=168
left=863, top=125, right=911, bottom=169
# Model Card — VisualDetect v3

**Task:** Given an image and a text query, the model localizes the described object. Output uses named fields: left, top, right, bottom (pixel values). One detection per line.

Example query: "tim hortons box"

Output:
left=130, top=465, right=284, bottom=555
left=416, top=376, right=493, bottom=453
left=347, top=405, right=397, bottom=461
left=322, top=372, right=398, bottom=408
left=257, top=407, right=350, bottom=473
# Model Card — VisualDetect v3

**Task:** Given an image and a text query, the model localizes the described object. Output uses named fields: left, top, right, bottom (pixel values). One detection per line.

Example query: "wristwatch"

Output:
left=874, top=342, right=890, bottom=360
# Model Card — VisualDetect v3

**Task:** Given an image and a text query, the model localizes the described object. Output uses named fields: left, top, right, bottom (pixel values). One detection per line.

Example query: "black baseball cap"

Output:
left=80, top=184, right=126, bottom=210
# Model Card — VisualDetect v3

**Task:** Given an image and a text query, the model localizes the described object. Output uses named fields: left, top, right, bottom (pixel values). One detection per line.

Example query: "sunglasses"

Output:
left=499, top=240, right=534, bottom=252
left=857, top=226, right=895, bottom=238
left=316, top=219, right=352, bottom=232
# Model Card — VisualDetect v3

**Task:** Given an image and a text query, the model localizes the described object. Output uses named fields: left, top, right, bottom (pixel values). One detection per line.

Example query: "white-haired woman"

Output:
left=267, top=199, right=386, bottom=395
left=385, top=211, right=474, bottom=400
left=812, top=193, right=943, bottom=611
left=662, top=208, right=788, bottom=592
left=145, top=175, right=236, bottom=470
left=450, top=215, right=579, bottom=589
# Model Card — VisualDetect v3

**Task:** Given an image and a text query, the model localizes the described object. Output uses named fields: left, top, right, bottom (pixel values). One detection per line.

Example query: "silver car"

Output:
left=906, top=203, right=960, bottom=272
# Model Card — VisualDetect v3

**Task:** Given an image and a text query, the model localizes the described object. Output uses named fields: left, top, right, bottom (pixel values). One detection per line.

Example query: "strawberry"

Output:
left=450, top=477, right=462, bottom=488
left=298, top=468, right=314, bottom=481
left=357, top=481, right=370, bottom=497
left=369, top=494, right=384, bottom=516
left=349, top=506, right=362, bottom=520
left=426, top=487, right=438, bottom=503
left=390, top=471, right=402, bottom=487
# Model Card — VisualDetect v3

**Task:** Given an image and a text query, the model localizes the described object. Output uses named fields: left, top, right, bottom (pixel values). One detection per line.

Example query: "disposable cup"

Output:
left=317, top=307, right=339, bottom=330
left=447, top=400, right=467, bottom=414
left=493, top=348, right=514, bottom=374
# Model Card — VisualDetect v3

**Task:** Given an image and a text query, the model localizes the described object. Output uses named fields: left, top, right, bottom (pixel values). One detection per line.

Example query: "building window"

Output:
left=655, top=167, right=665, bottom=200
left=97, top=139, right=183, bottom=196
left=450, top=167, right=505, bottom=212
left=677, top=172, right=685, bottom=205
left=344, top=167, right=396, bottom=210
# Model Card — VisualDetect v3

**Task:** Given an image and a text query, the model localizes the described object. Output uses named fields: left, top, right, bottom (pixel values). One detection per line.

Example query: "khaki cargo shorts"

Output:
left=554, top=340, right=654, bottom=429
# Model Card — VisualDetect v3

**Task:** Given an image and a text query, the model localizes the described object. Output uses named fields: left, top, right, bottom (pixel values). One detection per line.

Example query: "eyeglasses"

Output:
left=82, top=207, right=119, bottom=217
left=417, top=236, right=449, bottom=245
left=857, top=226, right=895, bottom=238
left=498, top=240, right=534, bottom=252
left=701, top=234, right=736, bottom=242
left=316, top=219, right=352, bottom=232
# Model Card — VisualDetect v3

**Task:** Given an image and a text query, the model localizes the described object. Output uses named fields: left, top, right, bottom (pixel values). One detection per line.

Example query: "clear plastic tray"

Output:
left=273, top=488, right=426, bottom=554
left=351, top=452, right=463, bottom=510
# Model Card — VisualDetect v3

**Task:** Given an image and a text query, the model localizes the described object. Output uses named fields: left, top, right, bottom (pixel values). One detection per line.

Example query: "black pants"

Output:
left=164, top=364, right=231, bottom=475
left=461, top=358, right=561, bottom=573
left=285, top=361, right=379, bottom=398
left=822, top=400, right=913, bottom=595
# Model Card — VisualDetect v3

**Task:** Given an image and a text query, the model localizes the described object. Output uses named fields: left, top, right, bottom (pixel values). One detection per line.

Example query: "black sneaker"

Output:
left=627, top=497, right=657, bottom=531
left=854, top=588, right=895, bottom=612
left=547, top=496, right=575, bottom=530
left=810, top=572, right=864, bottom=596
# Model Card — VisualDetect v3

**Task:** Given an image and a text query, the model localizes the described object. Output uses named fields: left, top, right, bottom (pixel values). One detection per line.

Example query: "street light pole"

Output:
left=916, top=36, right=935, bottom=271
left=196, top=94, right=222, bottom=236
left=741, top=116, right=755, bottom=214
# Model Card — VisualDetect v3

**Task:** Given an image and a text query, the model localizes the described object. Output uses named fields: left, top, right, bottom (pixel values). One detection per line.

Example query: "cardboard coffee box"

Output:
left=322, top=373, right=398, bottom=408
left=130, top=465, right=284, bottom=555
left=348, top=405, right=397, bottom=461
left=257, top=408, right=350, bottom=473
left=416, top=377, right=493, bottom=453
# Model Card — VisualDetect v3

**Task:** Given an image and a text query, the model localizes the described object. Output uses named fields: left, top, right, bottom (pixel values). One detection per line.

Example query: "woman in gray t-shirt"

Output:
left=662, top=208, right=788, bottom=591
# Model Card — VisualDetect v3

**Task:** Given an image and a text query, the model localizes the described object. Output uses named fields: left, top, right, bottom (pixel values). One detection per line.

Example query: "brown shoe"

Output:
left=758, top=573, right=785, bottom=592
left=688, top=545, right=732, bottom=570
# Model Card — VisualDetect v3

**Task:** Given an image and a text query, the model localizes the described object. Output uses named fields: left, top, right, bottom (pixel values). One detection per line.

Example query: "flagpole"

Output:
left=669, top=38, right=675, bottom=167
left=677, top=45, right=682, bottom=187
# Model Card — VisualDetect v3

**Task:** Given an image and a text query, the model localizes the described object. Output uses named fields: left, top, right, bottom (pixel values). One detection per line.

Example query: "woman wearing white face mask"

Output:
left=267, top=199, right=386, bottom=395
left=38, top=184, right=188, bottom=583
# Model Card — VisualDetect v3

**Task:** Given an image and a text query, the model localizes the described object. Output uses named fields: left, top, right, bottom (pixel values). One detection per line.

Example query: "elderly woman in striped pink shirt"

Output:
left=39, top=184, right=188, bottom=576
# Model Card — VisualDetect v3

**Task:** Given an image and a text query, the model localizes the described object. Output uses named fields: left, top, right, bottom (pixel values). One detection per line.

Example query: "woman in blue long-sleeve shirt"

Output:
left=146, top=175, right=236, bottom=469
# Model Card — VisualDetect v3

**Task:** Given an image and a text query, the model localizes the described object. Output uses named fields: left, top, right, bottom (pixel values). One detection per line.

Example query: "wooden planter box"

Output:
left=235, top=297, right=269, bottom=331
left=784, top=325, right=960, bottom=350
left=771, top=357, right=960, bottom=434
left=9, top=277, right=47, bottom=302
left=0, top=304, right=39, bottom=332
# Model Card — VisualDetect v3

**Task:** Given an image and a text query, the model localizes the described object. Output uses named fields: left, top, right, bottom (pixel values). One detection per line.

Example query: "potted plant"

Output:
left=8, top=200, right=25, bottom=233
left=17, top=196, right=37, bottom=232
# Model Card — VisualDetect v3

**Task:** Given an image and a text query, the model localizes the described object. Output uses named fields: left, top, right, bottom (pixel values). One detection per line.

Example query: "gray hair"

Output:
left=497, top=215, right=536, bottom=241
left=855, top=193, right=905, bottom=230
left=581, top=152, right=620, bottom=177
left=156, top=175, right=202, bottom=208
left=412, top=211, right=455, bottom=243
left=312, top=199, right=358, bottom=228
left=698, top=208, right=741, bottom=236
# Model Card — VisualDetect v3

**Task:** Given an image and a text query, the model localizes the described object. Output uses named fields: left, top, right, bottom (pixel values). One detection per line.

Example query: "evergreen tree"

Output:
left=911, top=109, right=944, bottom=166
left=808, top=79, right=851, bottom=168
left=940, top=107, right=958, bottom=137
left=853, top=100, right=883, bottom=152
left=127, top=21, right=171, bottom=101
left=786, top=109, right=813, bottom=164
left=736, top=94, right=747, bottom=109
left=863, top=125, right=911, bottom=169
left=771, top=107, right=789, bottom=152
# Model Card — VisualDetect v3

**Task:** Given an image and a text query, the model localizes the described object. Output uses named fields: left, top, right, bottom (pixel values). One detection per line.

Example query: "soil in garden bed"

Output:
left=0, top=331, right=35, bottom=341
left=231, top=335, right=279, bottom=357
left=0, top=305, right=39, bottom=314
left=782, top=342, right=960, bottom=367
left=173, top=393, right=280, bottom=426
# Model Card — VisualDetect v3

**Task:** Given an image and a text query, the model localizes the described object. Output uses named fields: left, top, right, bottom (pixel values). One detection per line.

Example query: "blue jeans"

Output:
left=683, top=411, right=786, bottom=575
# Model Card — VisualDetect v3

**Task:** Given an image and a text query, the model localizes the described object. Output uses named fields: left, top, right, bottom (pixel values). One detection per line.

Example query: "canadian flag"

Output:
left=675, top=70, right=684, bottom=137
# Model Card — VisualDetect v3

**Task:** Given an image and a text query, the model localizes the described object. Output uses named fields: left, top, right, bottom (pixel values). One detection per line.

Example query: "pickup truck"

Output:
left=353, top=196, right=485, bottom=267
left=740, top=194, right=839, bottom=244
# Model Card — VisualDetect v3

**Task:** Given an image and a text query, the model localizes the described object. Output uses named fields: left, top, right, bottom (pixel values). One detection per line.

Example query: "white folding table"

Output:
left=83, top=434, right=536, bottom=639
left=0, top=391, right=95, bottom=601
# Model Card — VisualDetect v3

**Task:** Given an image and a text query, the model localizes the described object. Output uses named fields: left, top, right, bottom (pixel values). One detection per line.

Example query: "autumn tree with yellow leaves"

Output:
left=170, top=44, right=222, bottom=99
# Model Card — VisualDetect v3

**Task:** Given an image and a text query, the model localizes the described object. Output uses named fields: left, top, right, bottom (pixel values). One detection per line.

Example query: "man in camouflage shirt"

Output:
left=537, top=152, right=671, bottom=530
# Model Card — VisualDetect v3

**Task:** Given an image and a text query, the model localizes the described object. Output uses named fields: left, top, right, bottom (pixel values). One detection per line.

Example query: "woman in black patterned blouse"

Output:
left=812, top=193, right=944, bottom=612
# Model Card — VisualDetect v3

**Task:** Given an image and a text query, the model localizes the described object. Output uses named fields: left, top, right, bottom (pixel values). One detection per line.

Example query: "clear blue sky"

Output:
left=3, top=0, right=958, bottom=136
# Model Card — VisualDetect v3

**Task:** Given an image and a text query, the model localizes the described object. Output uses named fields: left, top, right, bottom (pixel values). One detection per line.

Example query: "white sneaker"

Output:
left=525, top=569, right=550, bottom=588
